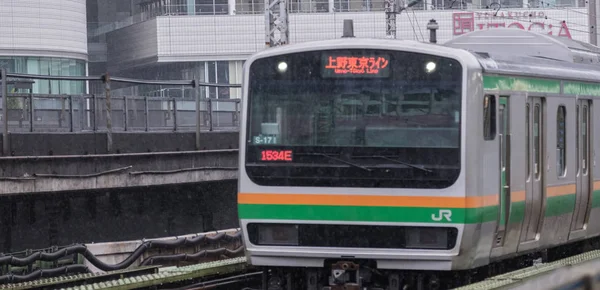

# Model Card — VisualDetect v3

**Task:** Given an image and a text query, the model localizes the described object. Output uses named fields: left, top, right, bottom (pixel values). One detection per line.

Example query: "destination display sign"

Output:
left=321, top=53, right=390, bottom=78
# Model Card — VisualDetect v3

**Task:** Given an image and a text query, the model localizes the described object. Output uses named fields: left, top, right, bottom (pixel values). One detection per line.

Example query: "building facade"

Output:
left=89, top=0, right=593, bottom=98
left=0, top=0, right=87, bottom=95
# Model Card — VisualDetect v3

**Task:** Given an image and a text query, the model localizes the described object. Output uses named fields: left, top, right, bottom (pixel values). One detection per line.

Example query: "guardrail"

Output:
left=0, top=70, right=242, bottom=156
left=4, top=94, right=240, bottom=133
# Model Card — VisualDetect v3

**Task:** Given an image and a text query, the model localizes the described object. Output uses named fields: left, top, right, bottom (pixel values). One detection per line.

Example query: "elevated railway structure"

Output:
left=6, top=24, right=600, bottom=290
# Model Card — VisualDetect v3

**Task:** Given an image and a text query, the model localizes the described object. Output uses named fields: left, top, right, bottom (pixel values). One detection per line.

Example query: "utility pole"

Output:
left=265, top=0, right=289, bottom=47
left=385, top=0, right=422, bottom=39
left=589, top=0, right=597, bottom=45
left=385, top=0, right=398, bottom=39
left=1, top=69, right=7, bottom=156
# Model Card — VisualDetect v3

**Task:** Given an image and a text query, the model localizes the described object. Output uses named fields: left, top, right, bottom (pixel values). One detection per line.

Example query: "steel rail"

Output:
left=455, top=249, right=600, bottom=290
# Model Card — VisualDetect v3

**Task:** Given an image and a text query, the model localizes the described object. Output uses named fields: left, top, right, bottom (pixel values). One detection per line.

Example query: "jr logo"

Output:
left=432, top=209, right=453, bottom=222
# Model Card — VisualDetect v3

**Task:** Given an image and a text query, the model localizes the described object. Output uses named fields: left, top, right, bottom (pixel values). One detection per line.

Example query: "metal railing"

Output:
left=4, top=94, right=240, bottom=133
left=0, top=70, right=242, bottom=156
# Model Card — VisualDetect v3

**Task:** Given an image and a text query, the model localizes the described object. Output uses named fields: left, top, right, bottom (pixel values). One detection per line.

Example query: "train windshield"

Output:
left=245, top=49, right=462, bottom=188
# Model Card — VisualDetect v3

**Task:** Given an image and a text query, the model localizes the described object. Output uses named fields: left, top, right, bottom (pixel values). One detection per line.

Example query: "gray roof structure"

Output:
left=443, top=28, right=600, bottom=82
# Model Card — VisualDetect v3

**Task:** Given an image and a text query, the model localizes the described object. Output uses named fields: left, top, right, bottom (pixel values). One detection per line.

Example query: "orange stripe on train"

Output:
left=238, top=184, right=577, bottom=208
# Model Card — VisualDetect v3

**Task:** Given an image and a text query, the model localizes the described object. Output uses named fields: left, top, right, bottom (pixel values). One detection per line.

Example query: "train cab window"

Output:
left=557, top=105, right=566, bottom=177
left=484, top=95, right=496, bottom=140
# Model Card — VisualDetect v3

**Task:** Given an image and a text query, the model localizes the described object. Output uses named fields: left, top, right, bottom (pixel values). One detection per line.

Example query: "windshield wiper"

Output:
left=352, top=155, right=432, bottom=173
left=296, top=153, right=372, bottom=172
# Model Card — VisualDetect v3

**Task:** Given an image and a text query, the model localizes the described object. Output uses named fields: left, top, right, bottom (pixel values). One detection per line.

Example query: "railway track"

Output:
left=3, top=249, right=600, bottom=289
left=2, top=228, right=599, bottom=289
left=458, top=249, right=600, bottom=290
left=174, top=271, right=263, bottom=290
left=0, top=257, right=252, bottom=290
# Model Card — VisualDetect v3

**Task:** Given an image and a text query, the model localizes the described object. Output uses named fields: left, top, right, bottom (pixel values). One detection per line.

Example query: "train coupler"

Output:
left=322, top=261, right=363, bottom=290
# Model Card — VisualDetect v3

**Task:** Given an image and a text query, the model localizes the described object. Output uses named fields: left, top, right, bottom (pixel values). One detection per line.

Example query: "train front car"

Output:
left=238, top=39, right=483, bottom=289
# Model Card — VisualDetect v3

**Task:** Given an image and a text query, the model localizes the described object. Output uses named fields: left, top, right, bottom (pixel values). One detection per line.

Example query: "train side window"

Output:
left=534, top=104, right=541, bottom=179
left=484, top=95, right=496, bottom=140
left=576, top=105, right=579, bottom=175
left=526, top=104, right=530, bottom=179
left=557, top=105, right=566, bottom=177
left=583, top=105, right=589, bottom=174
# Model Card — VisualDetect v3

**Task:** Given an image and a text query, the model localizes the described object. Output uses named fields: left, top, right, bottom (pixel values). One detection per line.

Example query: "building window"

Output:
left=235, top=0, right=263, bottom=13
left=216, top=61, right=230, bottom=99
left=0, top=56, right=86, bottom=95
left=557, top=105, right=566, bottom=177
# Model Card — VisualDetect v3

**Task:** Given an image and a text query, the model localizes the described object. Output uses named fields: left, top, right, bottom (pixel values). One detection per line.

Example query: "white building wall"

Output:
left=153, top=8, right=589, bottom=62
left=105, top=7, right=591, bottom=99
left=0, top=0, right=87, bottom=60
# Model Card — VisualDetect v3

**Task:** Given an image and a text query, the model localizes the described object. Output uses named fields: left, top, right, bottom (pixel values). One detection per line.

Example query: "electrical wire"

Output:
left=0, top=231, right=242, bottom=278
left=0, top=265, right=88, bottom=284
left=139, top=246, right=244, bottom=266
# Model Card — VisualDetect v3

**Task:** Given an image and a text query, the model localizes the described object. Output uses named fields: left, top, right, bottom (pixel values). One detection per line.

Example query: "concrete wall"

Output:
left=0, top=131, right=239, bottom=156
left=0, top=180, right=240, bottom=253
left=0, top=150, right=238, bottom=195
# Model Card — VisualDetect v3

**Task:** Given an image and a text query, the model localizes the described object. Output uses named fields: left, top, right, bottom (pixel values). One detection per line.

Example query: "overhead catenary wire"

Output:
left=410, top=9, right=425, bottom=41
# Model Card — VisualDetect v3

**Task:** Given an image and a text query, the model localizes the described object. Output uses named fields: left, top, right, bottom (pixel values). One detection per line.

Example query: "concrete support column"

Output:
left=593, top=0, right=599, bottom=45
left=187, top=0, right=196, bottom=14
left=586, top=0, right=600, bottom=45
left=229, top=0, right=236, bottom=14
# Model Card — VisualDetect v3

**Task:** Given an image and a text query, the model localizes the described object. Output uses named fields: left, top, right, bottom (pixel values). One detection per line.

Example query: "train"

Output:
left=236, top=27, right=600, bottom=290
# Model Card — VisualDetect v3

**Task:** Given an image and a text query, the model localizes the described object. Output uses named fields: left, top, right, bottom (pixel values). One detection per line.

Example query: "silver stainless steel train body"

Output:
left=237, top=28, right=600, bottom=288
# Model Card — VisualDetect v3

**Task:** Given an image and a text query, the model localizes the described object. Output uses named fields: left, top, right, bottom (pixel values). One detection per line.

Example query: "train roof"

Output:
left=248, top=37, right=475, bottom=66
left=444, top=28, right=600, bottom=83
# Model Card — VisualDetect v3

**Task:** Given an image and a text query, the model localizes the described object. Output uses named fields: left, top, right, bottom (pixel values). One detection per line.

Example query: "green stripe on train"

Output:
left=563, top=81, right=600, bottom=96
left=238, top=194, right=582, bottom=224
left=593, top=189, right=600, bottom=208
left=483, top=75, right=560, bottom=94
left=483, top=75, right=600, bottom=96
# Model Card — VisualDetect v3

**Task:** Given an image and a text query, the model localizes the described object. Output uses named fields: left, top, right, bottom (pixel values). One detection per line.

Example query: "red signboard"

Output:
left=322, top=54, right=390, bottom=78
left=260, top=150, right=293, bottom=162
left=452, top=11, right=572, bottom=39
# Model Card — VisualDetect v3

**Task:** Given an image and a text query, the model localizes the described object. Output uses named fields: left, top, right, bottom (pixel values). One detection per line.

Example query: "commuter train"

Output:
left=237, top=27, right=600, bottom=289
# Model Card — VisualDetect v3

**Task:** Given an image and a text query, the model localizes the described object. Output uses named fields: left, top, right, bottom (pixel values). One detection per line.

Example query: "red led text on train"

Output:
left=324, top=56, right=389, bottom=75
left=261, top=150, right=293, bottom=162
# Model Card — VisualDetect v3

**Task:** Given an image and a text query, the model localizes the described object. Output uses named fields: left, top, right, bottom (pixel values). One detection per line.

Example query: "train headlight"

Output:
left=405, top=227, right=449, bottom=249
left=257, top=224, right=299, bottom=246
left=277, top=61, right=288, bottom=73
left=425, top=61, right=436, bottom=73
